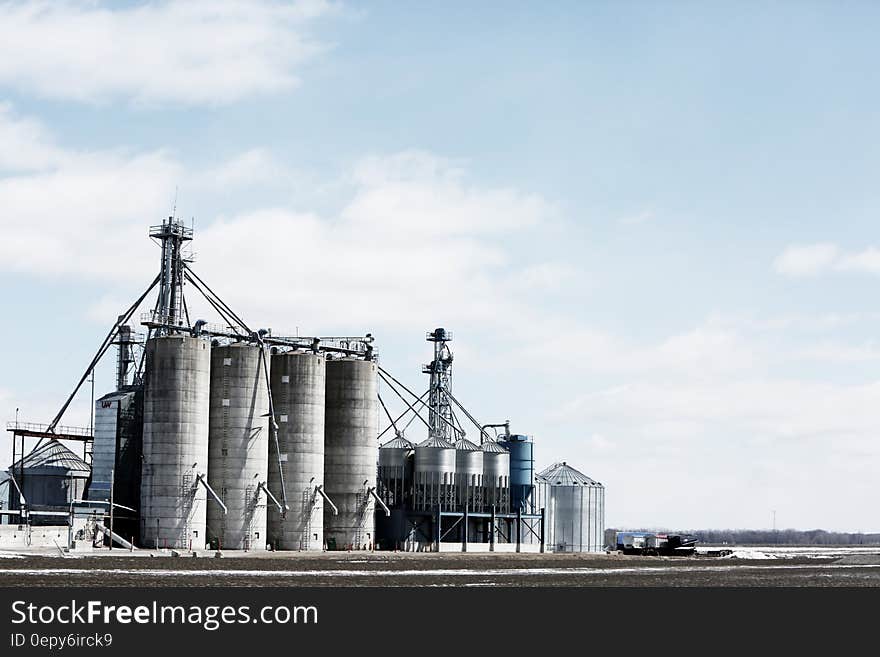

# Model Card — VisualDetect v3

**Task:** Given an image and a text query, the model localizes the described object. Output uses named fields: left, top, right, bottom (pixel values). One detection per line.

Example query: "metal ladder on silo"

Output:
left=354, top=490, right=371, bottom=549
left=244, top=483, right=259, bottom=549
left=302, top=488, right=313, bottom=549
left=179, top=471, right=194, bottom=549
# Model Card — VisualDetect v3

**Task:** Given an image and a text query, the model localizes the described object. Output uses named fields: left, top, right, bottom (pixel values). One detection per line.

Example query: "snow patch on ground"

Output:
left=697, top=546, right=880, bottom=560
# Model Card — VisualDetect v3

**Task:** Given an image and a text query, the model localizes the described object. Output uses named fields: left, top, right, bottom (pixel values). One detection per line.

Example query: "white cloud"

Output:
left=716, top=311, right=880, bottom=333
left=773, top=243, right=839, bottom=277
left=774, top=243, right=880, bottom=278
left=837, top=247, right=880, bottom=274
left=343, top=150, right=553, bottom=237
left=797, top=341, right=880, bottom=363
left=0, top=108, right=562, bottom=337
left=511, top=320, right=759, bottom=379
left=193, top=151, right=556, bottom=331
left=193, top=149, right=297, bottom=188
left=0, top=103, right=66, bottom=172
left=0, top=106, right=181, bottom=279
left=0, top=0, right=337, bottom=106
left=549, top=370, right=880, bottom=530
left=561, top=379, right=880, bottom=443
left=474, top=307, right=880, bottom=529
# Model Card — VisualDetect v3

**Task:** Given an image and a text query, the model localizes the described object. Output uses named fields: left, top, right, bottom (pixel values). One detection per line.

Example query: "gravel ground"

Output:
left=1, top=551, right=878, bottom=586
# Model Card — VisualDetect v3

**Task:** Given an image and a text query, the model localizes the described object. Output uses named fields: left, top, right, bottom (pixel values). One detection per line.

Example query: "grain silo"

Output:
left=377, top=435, right=413, bottom=508
left=139, top=335, right=211, bottom=550
left=207, top=343, right=269, bottom=550
left=323, top=358, right=379, bottom=550
left=413, top=436, right=456, bottom=510
left=454, top=438, right=483, bottom=510
left=267, top=351, right=326, bottom=550
left=8, top=440, right=90, bottom=523
left=536, top=462, right=605, bottom=553
left=481, top=439, right=510, bottom=513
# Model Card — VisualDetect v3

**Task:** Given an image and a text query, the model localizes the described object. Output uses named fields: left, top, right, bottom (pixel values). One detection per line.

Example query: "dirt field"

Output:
left=1, top=550, right=879, bottom=586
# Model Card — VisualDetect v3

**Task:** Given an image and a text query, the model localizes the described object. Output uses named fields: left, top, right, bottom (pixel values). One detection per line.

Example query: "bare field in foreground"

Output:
left=1, top=549, right=879, bottom=587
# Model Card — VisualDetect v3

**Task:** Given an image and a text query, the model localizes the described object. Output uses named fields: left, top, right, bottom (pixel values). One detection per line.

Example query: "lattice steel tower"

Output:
left=149, top=217, right=192, bottom=335
left=423, top=328, right=454, bottom=440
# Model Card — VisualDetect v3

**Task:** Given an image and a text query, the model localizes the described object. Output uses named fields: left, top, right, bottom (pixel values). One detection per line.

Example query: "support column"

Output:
left=434, top=506, right=441, bottom=552
left=462, top=505, right=468, bottom=552
left=540, top=506, right=546, bottom=553
left=490, top=505, right=495, bottom=552
left=516, top=507, right=521, bottom=553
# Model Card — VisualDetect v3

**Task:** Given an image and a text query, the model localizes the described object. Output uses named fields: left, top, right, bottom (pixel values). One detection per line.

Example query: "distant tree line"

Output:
left=605, top=528, right=880, bottom=547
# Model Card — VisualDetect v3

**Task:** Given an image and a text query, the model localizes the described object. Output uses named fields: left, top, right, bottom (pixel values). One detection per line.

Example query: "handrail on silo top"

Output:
left=368, top=487, right=391, bottom=516
left=196, top=474, right=227, bottom=514
left=258, top=481, right=285, bottom=512
left=315, top=485, right=338, bottom=515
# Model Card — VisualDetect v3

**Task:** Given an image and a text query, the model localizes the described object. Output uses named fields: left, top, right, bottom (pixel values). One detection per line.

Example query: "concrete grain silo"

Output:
left=323, top=358, right=379, bottom=550
left=139, top=335, right=211, bottom=550
left=267, top=351, right=326, bottom=550
left=207, top=343, right=269, bottom=550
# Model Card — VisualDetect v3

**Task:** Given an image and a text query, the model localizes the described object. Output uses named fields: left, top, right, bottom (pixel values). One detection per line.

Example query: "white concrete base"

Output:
left=0, top=519, right=91, bottom=549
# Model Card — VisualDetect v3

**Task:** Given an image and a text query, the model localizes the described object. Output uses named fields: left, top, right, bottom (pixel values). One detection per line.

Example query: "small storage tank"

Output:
left=377, top=435, right=413, bottom=508
left=454, top=438, right=483, bottom=510
left=481, top=440, right=510, bottom=513
left=536, top=462, right=605, bottom=553
left=140, top=335, right=211, bottom=550
left=207, top=343, right=269, bottom=550
left=8, top=440, right=90, bottom=524
left=267, top=351, right=325, bottom=550
left=413, top=436, right=456, bottom=510
left=499, top=434, right=534, bottom=512
left=323, top=358, right=379, bottom=550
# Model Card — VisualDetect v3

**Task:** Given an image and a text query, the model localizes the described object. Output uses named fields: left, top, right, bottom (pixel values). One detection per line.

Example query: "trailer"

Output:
left=616, top=531, right=697, bottom=556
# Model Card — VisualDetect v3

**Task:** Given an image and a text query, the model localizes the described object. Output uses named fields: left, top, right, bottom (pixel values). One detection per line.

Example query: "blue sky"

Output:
left=1, top=1, right=878, bottom=531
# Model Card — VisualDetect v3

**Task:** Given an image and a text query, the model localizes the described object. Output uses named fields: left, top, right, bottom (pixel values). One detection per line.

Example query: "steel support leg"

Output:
left=490, top=505, right=495, bottom=552
left=462, top=505, right=468, bottom=552
left=516, top=507, right=522, bottom=553
left=540, top=507, right=545, bottom=553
